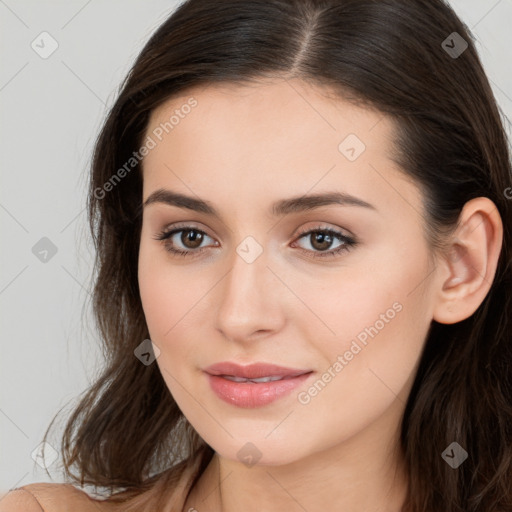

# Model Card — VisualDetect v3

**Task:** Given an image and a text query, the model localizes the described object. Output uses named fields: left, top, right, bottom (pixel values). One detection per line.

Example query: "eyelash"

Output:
left=153, top=224, right=357, bottom=260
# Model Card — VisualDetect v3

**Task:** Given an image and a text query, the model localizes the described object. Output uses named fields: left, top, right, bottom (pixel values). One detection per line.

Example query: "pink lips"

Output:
left=204, top=362, right=313, bottom=408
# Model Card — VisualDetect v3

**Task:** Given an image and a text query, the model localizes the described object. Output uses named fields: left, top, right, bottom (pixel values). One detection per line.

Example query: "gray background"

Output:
left=1, top=0, right=511, bottom=494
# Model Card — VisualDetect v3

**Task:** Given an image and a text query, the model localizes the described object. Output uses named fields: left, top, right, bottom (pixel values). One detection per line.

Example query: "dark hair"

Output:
left=41, top=0, right=512, bottom=510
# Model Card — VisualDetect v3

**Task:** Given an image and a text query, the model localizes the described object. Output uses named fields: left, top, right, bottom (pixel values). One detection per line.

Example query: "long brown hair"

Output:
left=41, top=0, right=512, bottom=510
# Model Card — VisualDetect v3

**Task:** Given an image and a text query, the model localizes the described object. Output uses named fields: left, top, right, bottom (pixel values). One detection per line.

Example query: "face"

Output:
left=138, top=78, right=438, bottom=466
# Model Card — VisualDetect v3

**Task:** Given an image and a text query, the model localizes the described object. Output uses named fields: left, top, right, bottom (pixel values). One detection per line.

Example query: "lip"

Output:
left=204, top=362, right=313, bottom=408
left=204, top=362, right=311, bottom=379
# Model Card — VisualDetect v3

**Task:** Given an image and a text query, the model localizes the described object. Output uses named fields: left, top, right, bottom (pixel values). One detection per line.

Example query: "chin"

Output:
left=210, top=438, right=311, bottom=468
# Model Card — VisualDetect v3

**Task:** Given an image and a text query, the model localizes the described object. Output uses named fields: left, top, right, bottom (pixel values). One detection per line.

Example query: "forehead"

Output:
left=140, top=78, right=422, bottom=224
left=145, top=78, right=388, bottom=144
left=143, top=78, right=395, bottom=175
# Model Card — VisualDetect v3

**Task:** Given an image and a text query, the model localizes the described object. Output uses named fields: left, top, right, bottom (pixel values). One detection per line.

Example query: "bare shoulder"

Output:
left=0, top=483, right=117, bottom=512
left=0, top=487, right=42, bottom=511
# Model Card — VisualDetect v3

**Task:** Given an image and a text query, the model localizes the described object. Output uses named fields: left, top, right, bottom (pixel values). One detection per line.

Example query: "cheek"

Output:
left=290, top=244, right=432, bottom=393
left=138, top=259, right=197, bottom=399
left=285, top=267, right=404, bottom=358
left=329, top=238, right=431, bottom=346
left=138, top=241, right=197, bottom=339
left=138, top=241, right=214, bottom=384
left=138, top=254, right=171, bottom=338
left=289, top=287, right=428, bottom=454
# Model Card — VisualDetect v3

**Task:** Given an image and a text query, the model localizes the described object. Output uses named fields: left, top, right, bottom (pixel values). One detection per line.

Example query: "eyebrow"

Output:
left=142, top=188, right=377, bottom=217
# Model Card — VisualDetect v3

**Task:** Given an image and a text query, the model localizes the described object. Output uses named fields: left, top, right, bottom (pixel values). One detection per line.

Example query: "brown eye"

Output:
left=293, top=227, right=357, bottom=259
left=309, top=231, right=335, bottom=252
left=180, top=229, right=204, bottom=249
left=154, top=226, right=216, bottom=257
left=154, top=224, right=356, bottom=260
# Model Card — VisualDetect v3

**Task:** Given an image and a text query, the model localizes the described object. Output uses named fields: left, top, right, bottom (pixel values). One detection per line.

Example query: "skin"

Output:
left=137, top=78, right=503, bottom=512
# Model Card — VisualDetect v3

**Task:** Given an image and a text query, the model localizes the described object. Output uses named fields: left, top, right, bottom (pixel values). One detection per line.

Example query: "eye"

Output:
left=153, top=223, right=357, bottom=259
left=292, top=226, right=357, bottom=259
left=154, top=224, right=217, bottom=258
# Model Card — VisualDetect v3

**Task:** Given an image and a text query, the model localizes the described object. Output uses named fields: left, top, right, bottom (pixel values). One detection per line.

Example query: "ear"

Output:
left=432, top=197, right=503, bottom=324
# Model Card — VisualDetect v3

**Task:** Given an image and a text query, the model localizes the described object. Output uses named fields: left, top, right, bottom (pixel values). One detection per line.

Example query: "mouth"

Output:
left=204, top=361, right=314, bottom=408
left=219, top=374, right=304, bottom=383
left=204, top=361, right=312, bottom=379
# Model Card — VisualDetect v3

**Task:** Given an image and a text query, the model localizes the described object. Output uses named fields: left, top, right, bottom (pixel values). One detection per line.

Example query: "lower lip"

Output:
left=206, top=372, right=313, bottom=408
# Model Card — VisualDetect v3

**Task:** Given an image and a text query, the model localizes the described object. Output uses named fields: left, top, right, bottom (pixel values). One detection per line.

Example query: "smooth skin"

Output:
left=137, top=78, right=503, bottom=512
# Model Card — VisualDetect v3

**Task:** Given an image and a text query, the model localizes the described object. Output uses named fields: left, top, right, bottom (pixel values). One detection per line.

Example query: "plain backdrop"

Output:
left=1, top=0, right=511, bottom=494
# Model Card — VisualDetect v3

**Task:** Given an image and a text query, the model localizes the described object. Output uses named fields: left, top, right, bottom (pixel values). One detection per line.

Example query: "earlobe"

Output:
left=432, top=197, right=503, bottom=325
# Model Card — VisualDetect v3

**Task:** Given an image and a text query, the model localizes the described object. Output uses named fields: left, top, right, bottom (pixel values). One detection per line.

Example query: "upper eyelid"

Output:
left=295, top=224, right=353, bottom=238
left=158, top=221, right=352, bottom=237
left=160, top=222, right=213, bottom=238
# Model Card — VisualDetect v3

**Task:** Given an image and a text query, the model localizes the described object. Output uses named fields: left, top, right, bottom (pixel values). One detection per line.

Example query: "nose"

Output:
left=214, top=244, right=285, bottom=344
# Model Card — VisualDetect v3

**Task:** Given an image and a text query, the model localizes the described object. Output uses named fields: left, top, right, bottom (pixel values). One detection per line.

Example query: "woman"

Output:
left=3, top=0, right=511, bottom=510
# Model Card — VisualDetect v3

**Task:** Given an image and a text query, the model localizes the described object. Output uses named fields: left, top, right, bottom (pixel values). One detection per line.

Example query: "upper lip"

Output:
left=204, top=362, right=312, bottom=379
